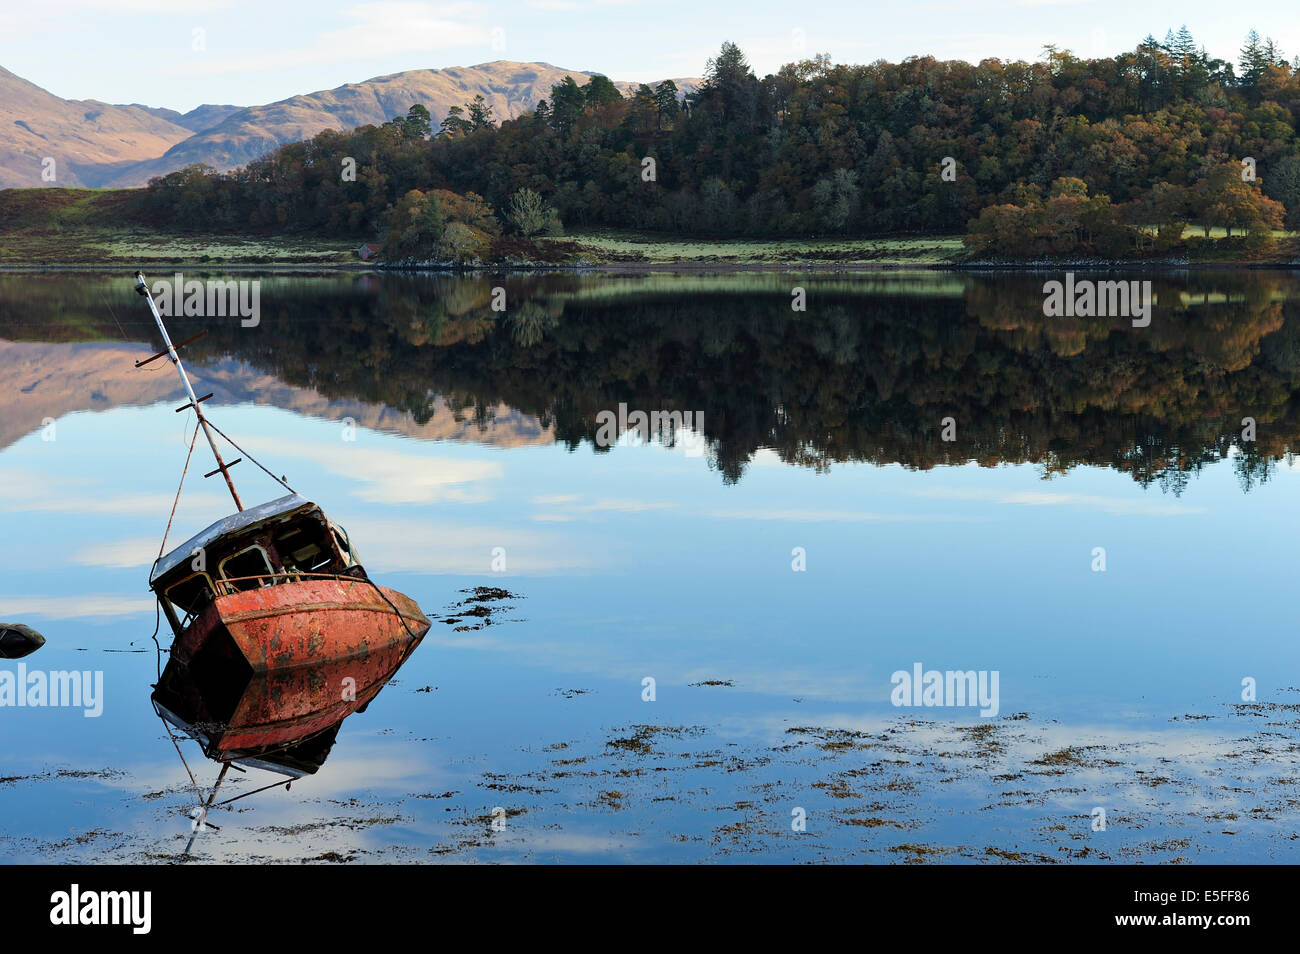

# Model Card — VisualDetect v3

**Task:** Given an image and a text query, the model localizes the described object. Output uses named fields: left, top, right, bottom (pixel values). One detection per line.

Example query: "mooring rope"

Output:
left=148, top=598, right=164, bottom=682
left=157, top=420, right=201, bottom=561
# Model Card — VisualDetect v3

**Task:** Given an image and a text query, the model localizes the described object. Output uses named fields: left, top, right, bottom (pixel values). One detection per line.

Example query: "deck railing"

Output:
left=212, top=569, right=364, bottom=597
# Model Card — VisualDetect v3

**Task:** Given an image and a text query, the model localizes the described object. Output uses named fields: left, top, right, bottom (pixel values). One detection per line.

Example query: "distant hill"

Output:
left=0, top=66, right=193, bottom=188
left=127, top=103, right=244, bottom=134
left=0, top=61, right=699, bottom=190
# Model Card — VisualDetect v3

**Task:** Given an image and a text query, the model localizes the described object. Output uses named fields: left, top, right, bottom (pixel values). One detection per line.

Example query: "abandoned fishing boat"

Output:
left=132, top=270, right=430, bottom=677
left=128, top=269, right=430, bottom=841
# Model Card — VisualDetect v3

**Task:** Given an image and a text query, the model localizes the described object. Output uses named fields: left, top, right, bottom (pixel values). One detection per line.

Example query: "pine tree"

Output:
left=583, top=74, right=622, bottom=107
left=438, top=105, right=471, bottom=138
left=1262, top=37, right=1283, bottom=67
left=467, top=95, right=494, bottom=131
left=1240, top=30, right=1267, bottom=88
left=548, top=76, right=586, bottom=135
left=653, top=80, right=680, bottom=129
left=403, top=104, right=431, bottom=140
left=701, top=41, right=758, bottom=122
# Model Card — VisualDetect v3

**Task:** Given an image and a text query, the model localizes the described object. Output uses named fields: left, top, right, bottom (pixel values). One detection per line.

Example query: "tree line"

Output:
left=138, top=29, right=1300, bottom=250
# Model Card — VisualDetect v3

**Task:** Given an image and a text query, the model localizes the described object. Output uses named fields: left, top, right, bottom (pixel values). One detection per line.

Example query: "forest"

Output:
left=134, top=29, right=1300, bottom=258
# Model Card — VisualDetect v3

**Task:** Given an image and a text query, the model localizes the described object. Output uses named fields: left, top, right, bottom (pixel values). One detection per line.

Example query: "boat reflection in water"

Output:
left=152, top=620, right=424, bottom=779
left=150, top=615, right=424, bottom=854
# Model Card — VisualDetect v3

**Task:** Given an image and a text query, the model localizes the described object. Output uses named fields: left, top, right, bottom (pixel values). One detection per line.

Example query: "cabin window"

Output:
left=218, top=545, right=275, bottom=591
left=164, top=572, right=215, bottom=628
left=274, top=519, right=337, bottom=576
left=330, top=523, right=359, bottom=567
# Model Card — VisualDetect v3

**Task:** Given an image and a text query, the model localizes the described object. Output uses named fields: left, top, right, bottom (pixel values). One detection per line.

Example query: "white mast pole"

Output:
left=135, top=271, right=244, bottom=511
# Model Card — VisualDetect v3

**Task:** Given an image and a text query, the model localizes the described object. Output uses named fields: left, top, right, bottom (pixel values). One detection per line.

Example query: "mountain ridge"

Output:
left=0, top=61, right=699, bottom=189
left=0, top=66, right=193, bottom=188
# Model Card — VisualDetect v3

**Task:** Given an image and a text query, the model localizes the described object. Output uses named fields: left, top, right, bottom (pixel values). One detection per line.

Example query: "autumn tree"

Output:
left=1190, top=162, right=1285, bottom=239
left=383, top=189, right=446, bottom=262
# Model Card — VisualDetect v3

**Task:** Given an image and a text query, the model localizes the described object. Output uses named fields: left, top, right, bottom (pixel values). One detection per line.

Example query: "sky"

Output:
left=1, top=1, right=1298, bottom=113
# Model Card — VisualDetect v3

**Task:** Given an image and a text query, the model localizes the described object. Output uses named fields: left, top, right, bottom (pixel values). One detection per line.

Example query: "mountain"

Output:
left=0, top=66, right=194, bottom=188
left=0, top=60, right=698, bottom=189
left=101, top=62, right=699, bottom=187
left=127, top=103, right=244, bottom=133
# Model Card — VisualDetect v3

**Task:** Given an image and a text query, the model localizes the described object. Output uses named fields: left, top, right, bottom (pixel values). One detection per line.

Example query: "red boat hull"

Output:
left=172, top=576, right=429, bottom=673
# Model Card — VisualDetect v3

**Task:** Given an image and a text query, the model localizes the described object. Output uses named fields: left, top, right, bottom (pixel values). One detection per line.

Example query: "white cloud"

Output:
left=237, top=437, right=502, bottom=505
left=0, top=0, right=242, bottom=41
left=0, top=468, right=229, bottom=518
left=337, top=516, right=604, bottom=575
left=71, top=538, right=163, bottom=569
left=185, top=1, right=492, bottom=74
left=0, top=594, right=152, bottom=619
left=531, top=496, right=677, bottom=521
left=706, top=508, right=975, bottom=522
left=905, top=486, right=1206, bottom=516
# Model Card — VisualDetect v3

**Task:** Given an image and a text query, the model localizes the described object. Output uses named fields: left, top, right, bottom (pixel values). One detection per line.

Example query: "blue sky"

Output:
left=2, top=1, right=1297, bottom=113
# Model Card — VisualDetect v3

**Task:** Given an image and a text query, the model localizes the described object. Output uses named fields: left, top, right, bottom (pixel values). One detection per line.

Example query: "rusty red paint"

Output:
left=175, top=577, right=428, bottom=673
left=152, top=577, right=429, bottom=771
left=154, top=630, right=420, bottom=768
left=214, top=648, right=411, bottom=754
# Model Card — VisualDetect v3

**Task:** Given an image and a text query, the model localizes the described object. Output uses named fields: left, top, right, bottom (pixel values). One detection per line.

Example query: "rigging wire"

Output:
left=214, top=775, right=293, bottom=807
left=100, top=289, right=130, bottom=343
left=203, top=417, right=296, bottom=494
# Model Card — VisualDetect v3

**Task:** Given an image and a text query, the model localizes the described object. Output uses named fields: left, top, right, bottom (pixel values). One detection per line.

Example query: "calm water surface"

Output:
left=1, top=270, right=1298, bottom=863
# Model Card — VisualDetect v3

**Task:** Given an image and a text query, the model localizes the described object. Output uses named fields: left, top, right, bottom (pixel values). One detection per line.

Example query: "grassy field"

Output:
left=549, top=229, right=965, bottom=265
left=0, top=228, right=356, bottom=267
left=0, top=189, right=355, bottom=267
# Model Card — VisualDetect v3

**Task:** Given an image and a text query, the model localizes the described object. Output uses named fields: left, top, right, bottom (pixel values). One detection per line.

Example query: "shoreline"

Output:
left=3, top=260, right=1298, bottom=274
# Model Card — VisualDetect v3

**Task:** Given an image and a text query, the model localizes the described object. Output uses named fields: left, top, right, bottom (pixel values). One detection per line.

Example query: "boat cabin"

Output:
left=150, top=494, right=363, bottom=637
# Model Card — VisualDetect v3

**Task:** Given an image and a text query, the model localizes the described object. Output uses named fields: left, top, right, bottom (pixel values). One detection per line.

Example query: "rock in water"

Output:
left=0, top=623, right=45, bottom=659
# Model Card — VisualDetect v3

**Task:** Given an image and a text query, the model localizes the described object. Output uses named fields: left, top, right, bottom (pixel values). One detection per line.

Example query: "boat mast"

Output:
left=135, top=271, right=244, bottom=511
